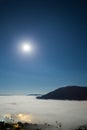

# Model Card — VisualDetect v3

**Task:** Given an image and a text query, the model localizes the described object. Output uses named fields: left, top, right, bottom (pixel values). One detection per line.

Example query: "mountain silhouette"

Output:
left=37, top=86, right=87, bottom=100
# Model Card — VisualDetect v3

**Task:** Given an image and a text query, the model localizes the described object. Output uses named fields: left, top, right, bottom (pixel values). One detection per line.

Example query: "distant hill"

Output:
left=27, top=94, right=42, bottom=96
left=37, top=86, right=87, bottom=100
left=0, top=94, right=12, bottom=96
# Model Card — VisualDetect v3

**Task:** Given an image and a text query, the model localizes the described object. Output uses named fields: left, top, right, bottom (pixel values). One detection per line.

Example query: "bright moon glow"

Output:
left=21, top=43, right=32, bottom=53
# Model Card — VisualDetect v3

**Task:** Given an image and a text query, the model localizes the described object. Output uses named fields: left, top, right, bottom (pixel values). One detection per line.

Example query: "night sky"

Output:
left=0, top=0, right=87, bottom=94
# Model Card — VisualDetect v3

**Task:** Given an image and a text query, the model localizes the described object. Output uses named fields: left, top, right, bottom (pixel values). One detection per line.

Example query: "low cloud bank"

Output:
left=0, top=96, right=87, bottom=130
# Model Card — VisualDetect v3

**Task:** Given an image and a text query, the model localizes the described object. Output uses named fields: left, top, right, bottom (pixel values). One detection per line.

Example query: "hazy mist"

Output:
left=0, top=96, right=87, bottom=130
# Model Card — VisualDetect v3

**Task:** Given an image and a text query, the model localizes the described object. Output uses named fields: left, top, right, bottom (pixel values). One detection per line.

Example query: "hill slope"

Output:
left=37, top=86, right=87, bottom=100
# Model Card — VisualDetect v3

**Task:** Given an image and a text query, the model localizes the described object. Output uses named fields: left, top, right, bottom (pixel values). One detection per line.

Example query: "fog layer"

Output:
left=0, top=96, right=87, bottom=130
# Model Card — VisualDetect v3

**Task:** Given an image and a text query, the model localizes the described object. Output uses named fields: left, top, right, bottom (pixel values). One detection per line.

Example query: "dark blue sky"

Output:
left=0, top=0, right=87, bottom=94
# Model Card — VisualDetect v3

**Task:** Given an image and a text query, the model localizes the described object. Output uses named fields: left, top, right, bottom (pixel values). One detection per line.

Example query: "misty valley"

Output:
left=0, top=96, right=87, bottom=130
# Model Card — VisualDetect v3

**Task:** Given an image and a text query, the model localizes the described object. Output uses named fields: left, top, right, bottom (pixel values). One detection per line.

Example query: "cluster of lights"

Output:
left=0, top=114, right=32, bottom=123
left=17, top=113, right=32, bottom=122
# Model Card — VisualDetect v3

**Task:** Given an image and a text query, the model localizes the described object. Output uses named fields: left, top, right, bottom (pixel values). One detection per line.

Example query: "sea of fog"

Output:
left=0, top=96, right=87, bottom=130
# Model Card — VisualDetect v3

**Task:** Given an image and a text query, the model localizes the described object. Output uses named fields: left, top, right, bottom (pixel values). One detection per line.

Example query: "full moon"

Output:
left=21, top=43, right=32, bottom=53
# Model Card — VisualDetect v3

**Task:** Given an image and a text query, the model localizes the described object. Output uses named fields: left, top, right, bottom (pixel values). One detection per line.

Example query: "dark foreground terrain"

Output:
left=0, top=121, right=58, bottom=130
left=0, top=121, right=87, bottom=130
